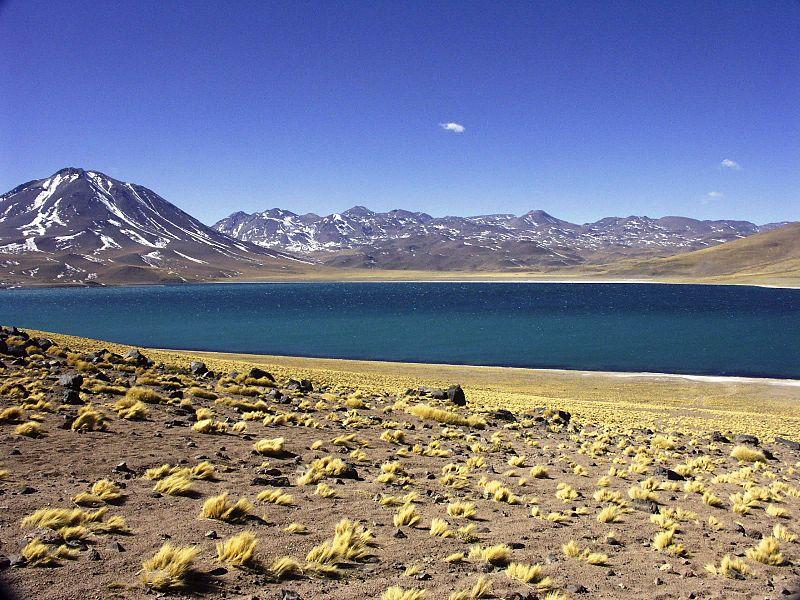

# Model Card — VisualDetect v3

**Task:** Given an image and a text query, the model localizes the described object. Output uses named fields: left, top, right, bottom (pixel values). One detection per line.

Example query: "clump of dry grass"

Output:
left=730, top=445, right=766, bottom=463
left=449, top=575, right=493, bottom=600
left=192, top=419, right=228, bottom=434
left=468, top=543, right=512, bottom=566
left=141, top=543, right=199, bottom=590
left=257, top=489, right=294, bottom=505
left=217, top=531, right=258, bottom=567
left=22, top=538, right=78, bottom=566
left=74, top=479, right=124, bottom=505
left=382, top=587, right=427, bottom=600
left=153, top=471, right=195, bottom=496
left=15, top=421, right=41, bottom=437
left=393, top=503, right=421, bottom=527
left=705, top=555, right=751, bottom=578
left=297, top=456, right=351, bottom=485
left=506, top=562, right=551, bottom=588
left=429, top=518, right=452, bottom=538
left=126, top=386, right=162, bottom=404
left=71, top=405, right=107, bottom=431
left=305, top=518, right=374, bottom=567
left=200, top=492, right=253, bottom=523
left=746, top=536, right=785, bottom=565
left=406, top=403, right=485, bottom=428
left=269, top=556, right=304, bottom=580
left=21, top=506, right=128, bottom=536
left=447, top=501, right=477, bottom=519
left=0, top=406, right=25, bottom=423
left=188, top=386, right=217, bottom=400
left=112, top=396, right=148, bottom=420
left=253, top=437, right=286, bottom=456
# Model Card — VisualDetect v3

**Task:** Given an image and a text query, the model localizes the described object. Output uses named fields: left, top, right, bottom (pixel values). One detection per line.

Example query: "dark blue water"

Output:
left=0, top=282, right=798, bottom=378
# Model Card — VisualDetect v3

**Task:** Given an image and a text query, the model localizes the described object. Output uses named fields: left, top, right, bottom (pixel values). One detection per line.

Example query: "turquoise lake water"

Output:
left=0, top=282, right=798, bottom=378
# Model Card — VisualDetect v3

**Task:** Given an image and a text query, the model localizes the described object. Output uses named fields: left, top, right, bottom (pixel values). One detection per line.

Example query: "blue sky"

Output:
left=1, top=1, right=798, bottom=225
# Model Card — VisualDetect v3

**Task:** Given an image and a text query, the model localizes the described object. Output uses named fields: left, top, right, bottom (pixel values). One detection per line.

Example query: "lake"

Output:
left=0, top=282, right=798, bottom=378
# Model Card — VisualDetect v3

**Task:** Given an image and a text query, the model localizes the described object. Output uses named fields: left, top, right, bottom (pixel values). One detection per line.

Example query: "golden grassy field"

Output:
left=39, top=329, right=800, bottom=441
left=1, top=328, right=799, bottom=599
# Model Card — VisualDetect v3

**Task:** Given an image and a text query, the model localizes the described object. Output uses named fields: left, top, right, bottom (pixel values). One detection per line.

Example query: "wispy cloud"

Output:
left=440, top=122, right=465, bottom=133
left=720, top=158, right=740, bottom=170
left=707, top=191, right=724, bottom=198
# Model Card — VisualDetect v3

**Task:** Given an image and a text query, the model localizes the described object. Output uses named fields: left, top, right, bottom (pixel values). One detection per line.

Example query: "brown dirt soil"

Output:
left=1, top=328, right=799, bottom=599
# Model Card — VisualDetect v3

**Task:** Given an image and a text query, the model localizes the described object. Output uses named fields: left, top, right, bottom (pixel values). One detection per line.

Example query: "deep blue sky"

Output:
left=1, top=1, right=798, bottom=225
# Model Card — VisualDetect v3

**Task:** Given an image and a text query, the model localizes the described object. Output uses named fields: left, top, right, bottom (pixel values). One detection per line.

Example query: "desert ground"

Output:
left=1, top=328, right=799, bottom=599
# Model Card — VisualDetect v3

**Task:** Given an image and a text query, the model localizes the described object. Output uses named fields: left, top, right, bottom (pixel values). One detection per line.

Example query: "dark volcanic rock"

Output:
left=189, top=361, right=208, bottom=375
left=447, top=385, right=466, bottom=406
left=248, top=367, right=275, bottom=381
left=733, top=434, right=759, bottom=446
left=775, top=437, right=800, bottom=451
left=62, top=389, right=83, bottom=405
left=58, top=373, right=84, bottom=390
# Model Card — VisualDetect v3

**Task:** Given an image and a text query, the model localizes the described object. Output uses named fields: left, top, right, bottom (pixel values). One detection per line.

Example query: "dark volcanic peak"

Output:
left=0, top=168, right=301, bottom=285
left=213, top=204, right=784, bottom=270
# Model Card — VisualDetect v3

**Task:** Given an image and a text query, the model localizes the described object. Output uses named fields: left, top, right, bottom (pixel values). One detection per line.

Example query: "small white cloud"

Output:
left=440, top=122, right=465, bottom=133
left=707, top=191, right=724, bottom=198
left=721, top=158, right=740, bottom=170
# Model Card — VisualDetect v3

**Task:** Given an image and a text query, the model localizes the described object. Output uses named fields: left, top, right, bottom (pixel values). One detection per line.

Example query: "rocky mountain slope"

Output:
left=214, top=206, right=788, bottom=270
left=607, top=221, right=800, bottom=285
left=0, top=168, right=306, bottom=285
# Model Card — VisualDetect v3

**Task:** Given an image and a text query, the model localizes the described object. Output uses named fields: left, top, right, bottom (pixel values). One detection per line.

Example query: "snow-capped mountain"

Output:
left=0, top=168, right=303, bottom=285
left=214, top=206, right=788, bottom=270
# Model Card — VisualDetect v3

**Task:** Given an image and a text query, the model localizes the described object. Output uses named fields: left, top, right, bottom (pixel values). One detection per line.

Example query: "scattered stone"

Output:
left=88, top=548, right=101, bottom=561
left=208, top=566, right=228, bottom=577
left=392, top=529, right=407, bottom=539
left=654, top=466, right=684, bottom=481
left=280, top=591, right=301, bottom=600
left=447, top=384, right=466, bottom=406
left=775, top=437, right=800, bottom=451
left=493, top=409, right=516, bottom=421
left=710, top=430, right=729, bottom=443
left=62, top=389, right=83, bottom=405
left=248, top=367, right=275, bottom=381
left=19, top=486, right=37, bottom=495
left=205, top=530, right=218, bottom=539
left=8, top=555, right=26, bottom=568
left=251, top=476, right=290, bottom=487
left=189, top=361, right=208, bottom=375
left=58, top=373, right=83, bottom=390
left=733, top=434, right=759, bottom=446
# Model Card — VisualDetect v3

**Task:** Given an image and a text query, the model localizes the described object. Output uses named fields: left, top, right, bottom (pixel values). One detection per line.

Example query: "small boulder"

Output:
left=248, top=367, right=275, bottom=382
left=711, top=431, right=730, bottom=443
left=493, top=409, right=516, bottom=422
left=733, top=434, right=759, bottom=446
left=447, top=385, right=466, bottom=406
left=189, top=361, right=208, bottom=375
left=775, top=437, right=800, bottom=451
left=125, top=349, right=152, bottom=366
left=62, top=389, right=83, bottom=405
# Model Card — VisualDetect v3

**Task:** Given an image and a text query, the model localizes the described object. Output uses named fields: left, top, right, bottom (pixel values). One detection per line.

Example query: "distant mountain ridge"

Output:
left=0, top=168, right=794, bottom=285
left=0, top=168, right=304, bottom=285
left=214, top=205, right=789, bottom=270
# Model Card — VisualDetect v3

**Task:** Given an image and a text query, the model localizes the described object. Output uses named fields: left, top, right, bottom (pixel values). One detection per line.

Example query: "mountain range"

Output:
left=0, top=168, right=796, bottom=285
left=213, top=207, right=788, bottom=270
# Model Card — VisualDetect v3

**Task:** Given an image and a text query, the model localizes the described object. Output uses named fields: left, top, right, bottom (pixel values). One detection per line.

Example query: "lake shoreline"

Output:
left=2, top=275, right=799, bottom=291
left=162, top=345, right=800, bottom=387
